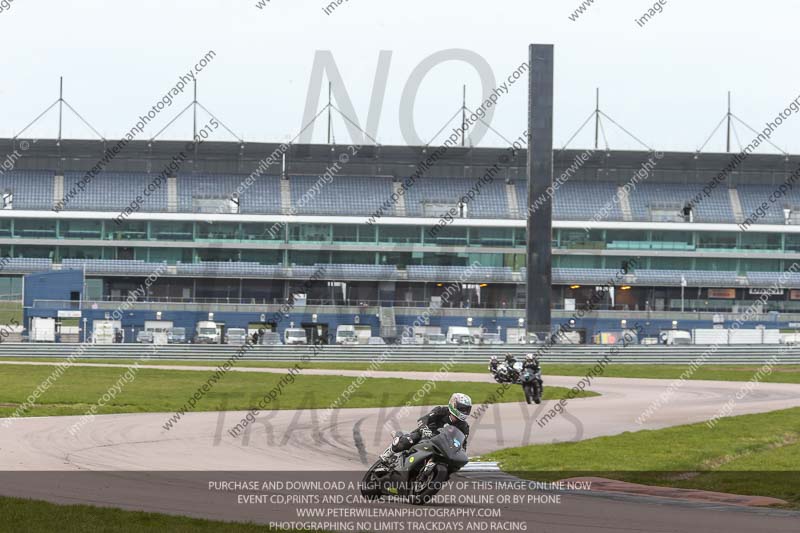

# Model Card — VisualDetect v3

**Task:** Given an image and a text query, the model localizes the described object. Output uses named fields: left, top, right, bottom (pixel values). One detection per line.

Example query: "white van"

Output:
left=423, top=333, right=447, bottom=345
left=195, top=321, right=220, bottom=344
left=336, top=325, right=359, bottom=345
left=226, top=328, right=248, bottom=345
left=660, top=330, right=692, bottom=345
left=284, top=328, right=308, bottom=345
left=447, top=326, right=478, bottom=345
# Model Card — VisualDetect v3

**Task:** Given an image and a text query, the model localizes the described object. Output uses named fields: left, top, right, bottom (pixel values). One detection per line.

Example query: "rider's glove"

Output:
left=420, top=427, right=433, bottom=439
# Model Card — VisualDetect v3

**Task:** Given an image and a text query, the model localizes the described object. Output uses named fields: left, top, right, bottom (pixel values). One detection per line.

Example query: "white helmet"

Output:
left=448, top=393, right=472, bottom=421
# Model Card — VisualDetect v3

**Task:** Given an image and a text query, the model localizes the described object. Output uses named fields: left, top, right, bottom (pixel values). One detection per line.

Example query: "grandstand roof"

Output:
left=3, top=137, right=799, bottom=187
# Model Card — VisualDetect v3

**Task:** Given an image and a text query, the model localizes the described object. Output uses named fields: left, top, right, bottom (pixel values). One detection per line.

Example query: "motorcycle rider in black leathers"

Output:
left=522, top=353, right=543, bottom=387
left=522, top=353, right=540, bottom=373
left=504, top=353, right=520, bottom=382
left=379, top=393, right=472, bottom=466
left=488, top=356, right=499, bottom=373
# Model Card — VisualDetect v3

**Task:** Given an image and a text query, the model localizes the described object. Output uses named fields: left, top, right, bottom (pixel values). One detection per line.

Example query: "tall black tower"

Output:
left=526, top=44, right=554, bottom=338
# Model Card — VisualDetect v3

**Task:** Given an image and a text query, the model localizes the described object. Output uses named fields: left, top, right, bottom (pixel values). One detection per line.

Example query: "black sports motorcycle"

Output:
left=361, top=425, right=469, bottom=505
left=521, top=367, right=543, bottom=404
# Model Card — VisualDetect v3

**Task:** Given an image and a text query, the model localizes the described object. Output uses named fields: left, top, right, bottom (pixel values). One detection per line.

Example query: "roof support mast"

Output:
left=327, top=82, right=332, bottom=144
left=726, top=91, right=731, bottom=153
left=14, top=77, right=105, bottom=147
left=594, top=87, right=599, bottom=150
left=58, top=77, right=63, bottom=143
left=193, top=79, right=199, bottom=160
left=462, top=85, right=467, bottom=147
left=193, top=79, right=198, bottom=141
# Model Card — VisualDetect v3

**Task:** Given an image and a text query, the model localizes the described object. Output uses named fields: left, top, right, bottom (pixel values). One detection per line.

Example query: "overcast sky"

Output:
left=1, top=0, right=798, bottom=154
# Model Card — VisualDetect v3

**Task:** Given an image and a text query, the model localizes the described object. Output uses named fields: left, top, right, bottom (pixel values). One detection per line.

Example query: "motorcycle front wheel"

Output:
left=360, top=461, right=385, bottom=500
left=409, top=464, right=448, bottom=506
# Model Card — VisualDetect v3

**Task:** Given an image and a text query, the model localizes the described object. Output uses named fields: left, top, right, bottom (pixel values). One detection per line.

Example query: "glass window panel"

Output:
left=378, top=252, right=412, bottom=268
left=196, top=222, right=240, bottom=241
left=380, top=225, right=419, bottom=244
left=151, top=221, right=193, bottom=241
left=59, top=246, right=103, bottom=260
left=740, top=232, right=781, bottom=251
left=739, top=259, right=781, bottom=272
left=289, top=224, right=331, bottom=243
left=0, top=219, right=12, bottom=238
left=14, top=219, right=56, bottom=239
left=107, top=220, right=147, bottom=241
left=13, top=246, right=53, bottom=258
left=332, top=225, right=359, bottom=243
left=59, top=219, right=102, bottom=239
left=242, top=222, right=285, bottom=242
left=558, top=229, right=603, bottom=249
left=148, top=248, right=185, bottom=264
left=697, top=232, right=737, bottom=249
left=469, top=227, right=514, bottom=247
left=358, top=224, right=376, bottom=243
left=426, top=225, right=467, bottom=246
left=289, top=250, right=330, bottom=266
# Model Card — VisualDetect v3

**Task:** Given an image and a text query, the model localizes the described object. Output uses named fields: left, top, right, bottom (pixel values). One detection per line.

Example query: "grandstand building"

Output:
left=3, top=137, right=800, bottom=341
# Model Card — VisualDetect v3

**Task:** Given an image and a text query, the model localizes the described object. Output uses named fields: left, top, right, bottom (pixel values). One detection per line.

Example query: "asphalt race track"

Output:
left=1, top=366, right=800, bottom=532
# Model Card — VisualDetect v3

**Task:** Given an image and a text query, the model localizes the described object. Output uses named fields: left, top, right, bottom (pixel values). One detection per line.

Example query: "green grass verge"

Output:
left=484, top=407, right=800, bottom=507
left=0, top=496, right=323, bottom=533
left=1, top=358, right=798, bottom=384
left=0, top=364, right=596, bottom=418
left=540, top=363, right=800, bottom=384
